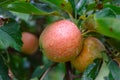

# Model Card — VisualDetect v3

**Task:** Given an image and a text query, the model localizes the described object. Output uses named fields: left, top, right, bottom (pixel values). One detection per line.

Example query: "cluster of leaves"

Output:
left=0, top=0, right=120, bottom=80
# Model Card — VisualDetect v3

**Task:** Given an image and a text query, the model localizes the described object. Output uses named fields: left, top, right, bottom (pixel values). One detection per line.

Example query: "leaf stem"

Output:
left=82, top=30, right=96, bottom=36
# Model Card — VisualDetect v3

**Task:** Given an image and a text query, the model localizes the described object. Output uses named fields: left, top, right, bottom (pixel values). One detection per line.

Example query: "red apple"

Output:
left=21, top=32, right=38, bottom=55
left=39, top=20, right=82, bottom=62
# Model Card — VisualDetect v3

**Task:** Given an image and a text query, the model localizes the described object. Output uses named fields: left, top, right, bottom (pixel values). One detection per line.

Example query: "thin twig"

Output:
left=8, top=69, right=14, bottom=80
left=64, top=62, right=74, bottom=80
left=40, top=63, right=58, bottom=80
left=64, top=62, right=83, bottom=80
left=72, top=73, right=82, bottom=79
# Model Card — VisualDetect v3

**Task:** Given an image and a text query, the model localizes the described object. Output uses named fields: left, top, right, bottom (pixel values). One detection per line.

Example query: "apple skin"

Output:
left=39, top=20, right=82, bottom=62
left=21, top=32, right=38, bottom=55
left=71, top=37, right=105, bottom=73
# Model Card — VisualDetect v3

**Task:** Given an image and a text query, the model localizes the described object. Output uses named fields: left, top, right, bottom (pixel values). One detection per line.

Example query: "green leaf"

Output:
left=101, top=51, right=109, bottom=63
left=9, top=55, right=30, bottom=80
left=31, top=66, right=44, bottom=79
left=108, top=60, right=120, bottom=80
left=42, top=0, right=72, bottom=13
left=0, top=0, right=16, bottom=7
left=111, top=0, right=120, bottom=5
left=31, top=62, right=52, bottom=79
left=95, top=61, right=110, bottom=80
left=5, top=1, right=56, bottom=15
left=86, top=3, right=96, bottom=11
left=104, top=73, right=114, bottom=80
left=104, top=4, right=120, bottom=14
left=93, top=8, right=120, bottom=40
left=68, top=0, right=76, bottom=14
left=106, top=38, right=120, bottom=51
left=94, top=17, right=120, bottom=40
left=76, top=0, right=87, bottom=13
left=95, top=8, right=116, bottom=18
left=0, top=0, right=7, bottom=2
left=0, top=19, right=22, bottom=51
left=0, top=8, right=15, bottom=18
left=0, top=56, right=10, bottom=80
left=11, top=11, right=30, bottom=22
left=30, top=77, right=39, bottom=80
left=81, top=59, right=102, bottom=80
left=103, top=0, right=112, bottom=3
left=31, top=2, right=54, bottom=12
left=82, top=8, right=116, bottom=30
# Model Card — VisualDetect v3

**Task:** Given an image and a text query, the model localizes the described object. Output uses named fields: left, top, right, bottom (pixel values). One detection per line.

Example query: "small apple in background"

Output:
left=39, top=20, right=82, bottom=62
left=71, top=37, right=105, bottom=73
left=21, top=32, right=39, bottom=55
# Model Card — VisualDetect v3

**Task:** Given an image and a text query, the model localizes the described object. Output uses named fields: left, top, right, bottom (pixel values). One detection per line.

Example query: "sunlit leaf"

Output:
left=93, top=8, right=120, bottom=40
left=81, top=59, right=102, bottom=80
left=7, top=1, right=46, bottom=15
left=95, top=61, right=109, bottom=80
left=94, top=17, right=120, bottom=40
left=76, top=0, right=87, bottom=13
left=104, top=73, right=114, bottom=80
left=4, top=1, right=58, bottom=15
left=108, top=60, right=120, bottom=80
left=11, top=11, right=30, bottom=22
